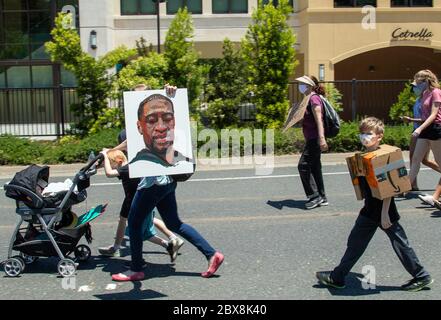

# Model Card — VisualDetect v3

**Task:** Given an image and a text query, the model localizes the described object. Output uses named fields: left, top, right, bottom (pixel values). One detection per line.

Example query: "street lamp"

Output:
left=152, top=0, right=166, bottom=53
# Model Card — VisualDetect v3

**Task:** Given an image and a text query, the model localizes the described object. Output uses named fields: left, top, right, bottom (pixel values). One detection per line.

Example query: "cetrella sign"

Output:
left=392, top=28, right=433, bottom=41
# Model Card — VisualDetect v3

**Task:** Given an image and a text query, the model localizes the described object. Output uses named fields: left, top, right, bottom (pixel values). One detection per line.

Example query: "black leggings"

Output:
left=298, top=138, right=326, bottom=199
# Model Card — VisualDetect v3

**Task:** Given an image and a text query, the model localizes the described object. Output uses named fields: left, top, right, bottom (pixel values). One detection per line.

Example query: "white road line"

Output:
left=0, top=167, right=434, bottom=188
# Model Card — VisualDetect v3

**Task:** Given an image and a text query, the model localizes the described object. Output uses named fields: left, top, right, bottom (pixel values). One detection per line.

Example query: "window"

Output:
left=262, top=0, right=294, bottom=7
left=0, top=0, right=73, bottom=61
left=391, top=0, right=432, bottom=6
left=212, top=0, right=248, bottom=14
left=167, top=0, right=202, bottom=14
left=334, top=0, right=377, bottom=7
left=121, top=0, right=156, bottom=15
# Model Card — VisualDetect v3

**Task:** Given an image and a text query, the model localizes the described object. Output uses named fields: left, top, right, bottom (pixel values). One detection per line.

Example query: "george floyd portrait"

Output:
left=123, top=89, right=194, bottom=178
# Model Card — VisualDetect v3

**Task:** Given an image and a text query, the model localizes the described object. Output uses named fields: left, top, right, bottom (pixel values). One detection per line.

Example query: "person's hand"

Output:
left=381, top=218, right=392, bottom=230
left=100, top=148, right=110, bottom=156
left=412, top=129, right=421, bottom=138
left=400, top=116, right=412, bottom=123
left=319, top=137, right=328, bottom=152
left=164, top=83, right=177, bottom=97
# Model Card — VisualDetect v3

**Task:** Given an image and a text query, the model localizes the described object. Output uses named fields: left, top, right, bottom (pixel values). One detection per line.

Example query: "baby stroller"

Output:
left=2, top=154, right=106, bottom=278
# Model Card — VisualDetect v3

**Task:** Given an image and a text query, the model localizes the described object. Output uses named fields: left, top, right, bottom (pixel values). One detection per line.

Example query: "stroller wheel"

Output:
left=74, top=245, right=91, bottom=262
left=3, top=258, right=24, bottom=277
left=57, top=259, right=77, bottom=277
left=19, top=253, right=38, bottom=265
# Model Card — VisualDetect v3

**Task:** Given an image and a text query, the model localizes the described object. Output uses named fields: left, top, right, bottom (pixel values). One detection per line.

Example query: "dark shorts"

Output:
left=120, top=193, right=135, bottom=219
left=419, top=123, right=441, bottom=140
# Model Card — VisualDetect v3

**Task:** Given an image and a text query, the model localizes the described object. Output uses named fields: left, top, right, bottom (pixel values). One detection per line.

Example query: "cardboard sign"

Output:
left=283, top=93, right=312, bottom=132
left=346, top=144, right=411, bottom=200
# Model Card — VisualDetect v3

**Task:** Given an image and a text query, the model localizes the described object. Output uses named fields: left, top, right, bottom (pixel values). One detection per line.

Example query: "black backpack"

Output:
left=312, top=94, right=341, bottom=138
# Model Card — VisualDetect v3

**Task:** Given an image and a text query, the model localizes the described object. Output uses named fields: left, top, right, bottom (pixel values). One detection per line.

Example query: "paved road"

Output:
left=0, top=163, right=440, bottom=300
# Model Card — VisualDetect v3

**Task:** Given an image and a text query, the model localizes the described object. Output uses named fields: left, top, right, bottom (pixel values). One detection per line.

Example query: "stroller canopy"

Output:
left=5, top=165, right=49, bottom=203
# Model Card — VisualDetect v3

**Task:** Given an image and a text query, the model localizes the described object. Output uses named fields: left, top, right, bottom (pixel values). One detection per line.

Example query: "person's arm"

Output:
left=312, top=104, right=328, bottom=152
left=380, top=197, right=392, bottom=229
left=112, top=140, right=127, bottom=152
left=100, top=149, right=119, bottom=178
left=400, top=116, right=423, bottom=124
left=413, top=100, right=441, bottom=137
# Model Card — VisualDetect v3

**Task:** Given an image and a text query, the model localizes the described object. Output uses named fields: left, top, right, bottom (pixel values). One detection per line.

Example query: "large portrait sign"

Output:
left=123, top=89, right=194, bottom=178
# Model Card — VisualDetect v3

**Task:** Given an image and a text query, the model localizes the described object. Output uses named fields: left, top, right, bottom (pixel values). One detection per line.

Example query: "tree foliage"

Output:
left=389, top=83, right=416, bottom=121
left=203, top=39, right=248, bottom=128
left=164, top=7, right=206, bottom=110
left=45, top=13, right=109, bottom=135
left=242, top=0, right=298, bottom=128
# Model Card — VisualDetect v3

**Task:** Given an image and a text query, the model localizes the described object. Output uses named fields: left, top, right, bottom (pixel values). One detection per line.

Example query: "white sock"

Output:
left=169, top=234, right=177, bottom=241
left=161, top=240, right=169, bottom=248
left=113, top=244, right=121, bottom=250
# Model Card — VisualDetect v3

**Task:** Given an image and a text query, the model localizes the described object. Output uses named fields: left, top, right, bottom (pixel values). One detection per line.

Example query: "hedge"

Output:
left=0, top=122, right=413, bottom=165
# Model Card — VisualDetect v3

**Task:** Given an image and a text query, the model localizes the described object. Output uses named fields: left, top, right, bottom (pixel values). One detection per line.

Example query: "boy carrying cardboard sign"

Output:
left=316, top=117, right=433, bottom=291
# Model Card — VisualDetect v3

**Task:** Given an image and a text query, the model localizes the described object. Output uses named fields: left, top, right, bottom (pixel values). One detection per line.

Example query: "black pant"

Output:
left=298, top=138, right=325, bottom=199
left=331, top=215, right=430, bottom=284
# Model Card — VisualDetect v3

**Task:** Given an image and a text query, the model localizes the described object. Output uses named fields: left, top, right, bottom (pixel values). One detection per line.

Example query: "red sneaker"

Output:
left=112, top=270, right=145, bottom=282
left=201, top=252, right=224, bottom=278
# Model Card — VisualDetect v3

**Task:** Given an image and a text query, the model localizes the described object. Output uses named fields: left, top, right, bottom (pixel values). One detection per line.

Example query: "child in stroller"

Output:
left=1, top=154, right=106, bottom=278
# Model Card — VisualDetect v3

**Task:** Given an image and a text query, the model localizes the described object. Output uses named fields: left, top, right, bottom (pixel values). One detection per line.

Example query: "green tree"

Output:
left=164, top=7, right=206, bottom=111
left=389, top=83, right=416, bottom=121
left=203, top=39, right=248, bottom=128
left=111, top=52, right=168, bottom=99
left=45, top=13, right=109, bottom=135
left=324, top=83, right=343, bottom=113
left=242, top=0, right=297, bottom=128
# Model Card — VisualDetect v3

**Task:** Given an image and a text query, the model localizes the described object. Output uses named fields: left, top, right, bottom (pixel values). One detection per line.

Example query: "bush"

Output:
left=41, top=128, right=121, bottom=163
left=0, top=124, right=414, bottom=165
left=389, top=82, right=415, bottom=121
left=0, top=135, right=47, bottom=165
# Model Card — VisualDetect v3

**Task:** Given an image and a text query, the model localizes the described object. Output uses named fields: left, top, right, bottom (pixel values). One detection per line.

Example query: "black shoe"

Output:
left=401, top=276, right=433, bottom=292
left=320, top=196, right=329, bottom=206
left=316, top=271, right=345, bottom=289
left=305, top=196, right=323, bottom=210
left=166, top=238, right=184, bottom=263
left=123, top=260, right=148, bottom=270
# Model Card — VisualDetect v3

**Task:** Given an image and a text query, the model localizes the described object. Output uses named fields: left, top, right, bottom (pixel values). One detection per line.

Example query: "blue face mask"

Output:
left=416, top=82, right=428, bottom=92
left=413, top=86, right=422, bottom=96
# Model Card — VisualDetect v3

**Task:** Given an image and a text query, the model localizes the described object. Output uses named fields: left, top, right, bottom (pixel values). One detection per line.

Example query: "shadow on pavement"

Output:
left=267, top=199, right=308, bottom=210
left=93, top=281, right=167, bottom=300
left=313, top=272, right=406, bottom=297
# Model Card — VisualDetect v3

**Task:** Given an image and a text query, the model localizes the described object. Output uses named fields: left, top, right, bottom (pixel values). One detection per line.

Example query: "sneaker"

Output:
left=418, top=194, right=435, bottom=206
left=316, top=271, right=345, bottom=289
left=167, top=238, right=185, bottom=263
left=320, top=197, right=329, bottom=206
left=305, top=196, right=323, bottom=210
left=434, top=200, right=441, bottom=211
left=201, top=252, right=224, bottom=278
left=123, top=260, right=148, bottom=270
left=98, top=246, right=120, bottom=257
left=401, top=276, right=433, bottom=292
left=112, top=270, right=145, bottom=282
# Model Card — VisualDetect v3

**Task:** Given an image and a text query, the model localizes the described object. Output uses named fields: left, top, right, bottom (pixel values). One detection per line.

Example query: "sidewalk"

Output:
left=0, top=151, right=413, bottom=179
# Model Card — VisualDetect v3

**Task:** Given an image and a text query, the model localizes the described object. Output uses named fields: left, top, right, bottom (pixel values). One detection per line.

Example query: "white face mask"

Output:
left=299, top=84, right=310, bottom=95
left=359, top=133, right=375, bottom=147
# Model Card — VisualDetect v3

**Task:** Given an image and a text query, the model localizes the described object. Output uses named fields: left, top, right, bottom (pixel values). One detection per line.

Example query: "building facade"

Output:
left=2, top=0, right=441, bottom=135
left=2, top=0, right=441, bottom=88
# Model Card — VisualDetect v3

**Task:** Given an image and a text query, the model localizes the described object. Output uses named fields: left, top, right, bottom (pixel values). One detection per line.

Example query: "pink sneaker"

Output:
left=201, top=252, right=224, bottom=278
left=112, top=270, right=145, bottom=282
